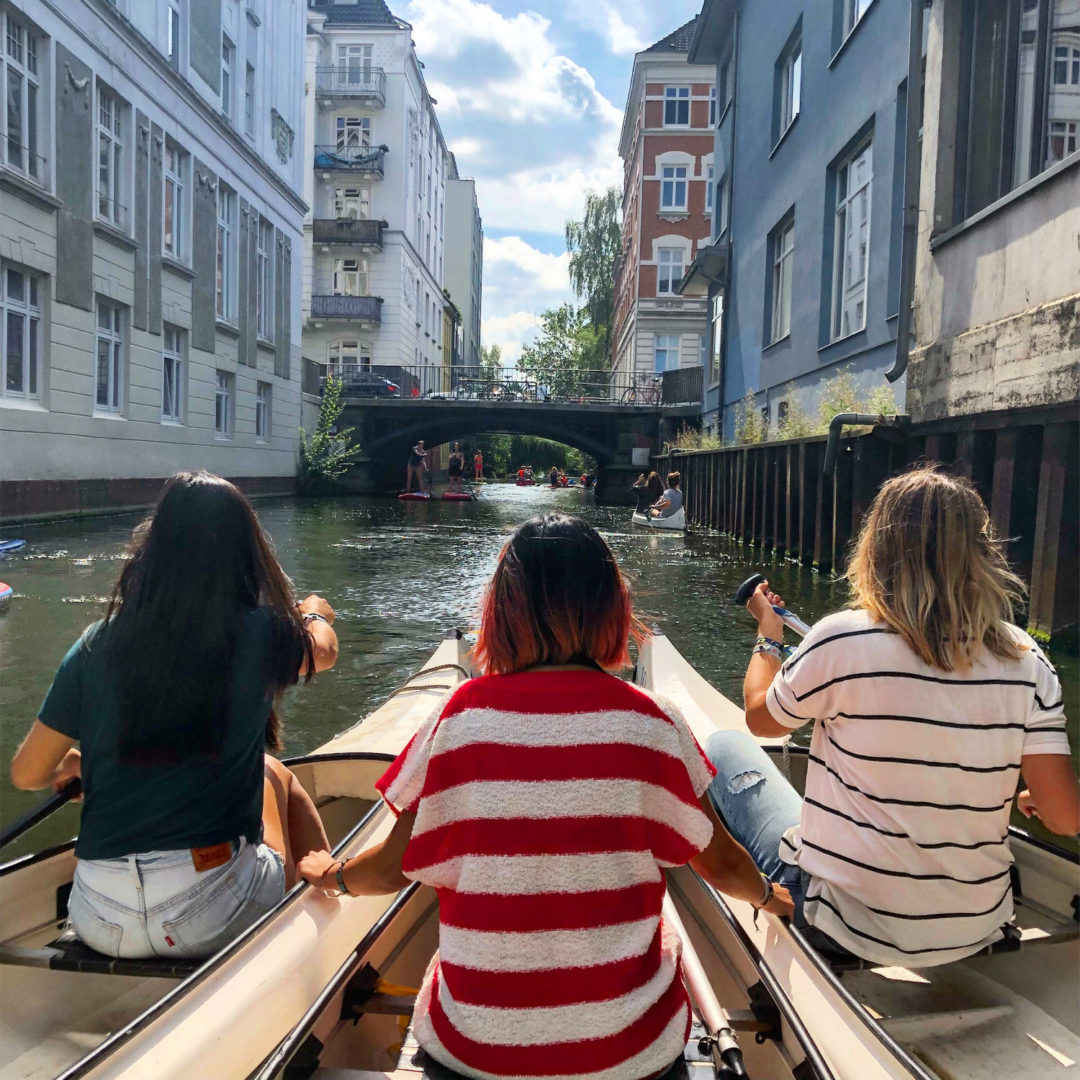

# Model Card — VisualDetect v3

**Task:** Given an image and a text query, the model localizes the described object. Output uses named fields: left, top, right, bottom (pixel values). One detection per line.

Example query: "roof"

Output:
left=643, top=16, right=700, bottom=54
left=308, top=0, right=403, bottom=27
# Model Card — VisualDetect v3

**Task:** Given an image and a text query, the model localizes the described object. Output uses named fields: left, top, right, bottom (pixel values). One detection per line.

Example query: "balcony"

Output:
left=309, top=295, right=383, bottom=325
left=315, top=66, right=387, bottom=107
left=314, top=144, right=387, bottom=179
left=312, top=218, right=385, bottom=249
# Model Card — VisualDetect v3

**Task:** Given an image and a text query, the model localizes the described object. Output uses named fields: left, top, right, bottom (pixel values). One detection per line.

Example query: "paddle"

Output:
left=0, top=779, right=81, bottom=850
left=734, top=574, right=811, bottom=638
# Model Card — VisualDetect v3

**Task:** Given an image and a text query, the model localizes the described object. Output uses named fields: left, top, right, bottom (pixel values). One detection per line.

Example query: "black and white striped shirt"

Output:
left=767, top=609, right=1070, bottom=968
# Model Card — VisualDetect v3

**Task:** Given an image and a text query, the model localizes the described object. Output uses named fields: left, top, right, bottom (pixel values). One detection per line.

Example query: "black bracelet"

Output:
left=335, top=861, right=353, bottom=897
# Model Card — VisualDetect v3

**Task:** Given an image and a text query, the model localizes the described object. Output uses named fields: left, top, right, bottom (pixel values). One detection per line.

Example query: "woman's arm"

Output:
left=689, top=794, right=794, bottom=917
left=743, top=582, right=793, bottom=738
left=297, top=595, right=339, bottom=676
left=297, top=809, right=415, bottom=895
left=11, top=721, right=79, bottom=791
left=1018, top=755, right=1080, bottom=837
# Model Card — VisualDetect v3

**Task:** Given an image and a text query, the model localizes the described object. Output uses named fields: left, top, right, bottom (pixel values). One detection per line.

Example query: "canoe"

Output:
left=0, top=539, right=27, bottom=553
left=632, top=507, right=686, bottom=530
left=0, top=634, right=472, bottom=1080
left=242, top=632, right=1080, bottom=1080
left=515, top=480, right=536, bottom=487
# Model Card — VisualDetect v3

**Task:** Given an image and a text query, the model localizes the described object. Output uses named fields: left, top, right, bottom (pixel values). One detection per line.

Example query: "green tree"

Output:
left=478, top=342, right=502, bottom=379
left=518, top=304, right=602, bottom=398
left=298, top=375, right=363, bottom=493
left=565, top=187, right=621, bottom=366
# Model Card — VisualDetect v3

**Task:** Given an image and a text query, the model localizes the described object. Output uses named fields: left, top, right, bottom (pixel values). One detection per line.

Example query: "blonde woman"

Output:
left=707, top=465, right=1078, bottom=968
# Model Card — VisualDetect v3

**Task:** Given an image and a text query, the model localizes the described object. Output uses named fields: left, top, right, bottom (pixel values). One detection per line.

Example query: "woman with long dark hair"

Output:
left=297, top=513, right=791, bottom=1080
left=11, top=471, right=337, bottom=959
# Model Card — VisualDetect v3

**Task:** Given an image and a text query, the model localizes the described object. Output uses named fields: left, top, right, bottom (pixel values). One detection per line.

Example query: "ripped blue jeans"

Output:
left=705, top=730, right=804, bottom=908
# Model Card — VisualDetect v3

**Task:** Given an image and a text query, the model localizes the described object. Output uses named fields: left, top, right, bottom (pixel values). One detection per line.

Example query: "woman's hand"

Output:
left=52, top=748, right=83, bottom=798
left=763, top=881, right=795, bottom=919
left=747, top=581, right=785, bottom=642
left=298, top=595, right=335, bottom=626
left=297, top=848, right=338, bottom=890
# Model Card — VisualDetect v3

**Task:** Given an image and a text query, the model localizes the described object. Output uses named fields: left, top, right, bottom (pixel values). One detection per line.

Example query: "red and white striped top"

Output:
left=376, top=669, right=716, bottom=1080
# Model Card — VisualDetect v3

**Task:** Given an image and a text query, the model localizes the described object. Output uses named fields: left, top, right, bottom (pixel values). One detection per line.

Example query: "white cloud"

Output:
left=481, top=311, right=543, bottom=364
left=484, top=237, right=570, bottom=293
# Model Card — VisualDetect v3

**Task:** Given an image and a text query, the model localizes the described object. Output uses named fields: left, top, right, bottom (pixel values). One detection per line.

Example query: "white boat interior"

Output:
left=0, top=631, right=1076, bottom=1080
left=632, top=507, right=686, bottom=530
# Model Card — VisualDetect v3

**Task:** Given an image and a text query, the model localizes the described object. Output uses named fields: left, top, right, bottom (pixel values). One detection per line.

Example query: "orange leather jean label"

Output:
left=190, top=842, right=233, bottom=872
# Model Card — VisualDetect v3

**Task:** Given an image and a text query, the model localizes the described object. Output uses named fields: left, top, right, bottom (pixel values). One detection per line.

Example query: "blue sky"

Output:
left=400, top=0, right=704, bottom=360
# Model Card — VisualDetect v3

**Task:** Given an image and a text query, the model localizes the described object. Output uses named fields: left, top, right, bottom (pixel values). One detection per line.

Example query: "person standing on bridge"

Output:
left=406, top=440, right=428, bottom=495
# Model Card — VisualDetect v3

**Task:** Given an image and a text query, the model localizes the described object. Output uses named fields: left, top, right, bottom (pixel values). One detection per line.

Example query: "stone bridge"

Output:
left=337, top=397, right=696, bottom=503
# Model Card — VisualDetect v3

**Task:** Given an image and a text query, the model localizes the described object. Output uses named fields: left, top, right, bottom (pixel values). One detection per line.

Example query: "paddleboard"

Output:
left=441, top=492, right=475, bottom=501
left=0, top=539, right=27, bottom=553
left=397, top=492, right=430, bottom=501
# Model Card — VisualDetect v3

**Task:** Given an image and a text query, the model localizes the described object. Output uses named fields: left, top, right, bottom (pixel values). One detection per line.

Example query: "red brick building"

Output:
left=612, top=19, right=716, bottom=386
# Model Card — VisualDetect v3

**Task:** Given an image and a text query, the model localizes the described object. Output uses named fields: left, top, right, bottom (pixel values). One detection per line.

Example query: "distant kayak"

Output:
left=0, top=582, right=11, bottom=610
left=0, top=539, right=27, bottom=553
left=397, top=492, right=430, bottom=501
left=516, top=479, right=536, bottom=487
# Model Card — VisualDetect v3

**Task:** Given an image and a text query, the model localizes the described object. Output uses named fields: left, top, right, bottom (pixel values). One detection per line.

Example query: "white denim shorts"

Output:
left=68, top=837, right=285, bottom=959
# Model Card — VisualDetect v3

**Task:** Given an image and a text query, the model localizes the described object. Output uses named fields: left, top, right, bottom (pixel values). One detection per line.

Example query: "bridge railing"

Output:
left=325, top=364, right=703, bottom=406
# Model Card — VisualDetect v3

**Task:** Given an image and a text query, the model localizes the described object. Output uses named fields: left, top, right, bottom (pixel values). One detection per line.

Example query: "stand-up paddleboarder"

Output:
left=406, top=440, right=428, bottom=494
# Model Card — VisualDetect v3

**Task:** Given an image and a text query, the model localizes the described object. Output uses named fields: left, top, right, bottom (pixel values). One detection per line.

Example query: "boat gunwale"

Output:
left=45, top=752, right=398, bottom=1080
left=672, top=870, right=841, bottom=1080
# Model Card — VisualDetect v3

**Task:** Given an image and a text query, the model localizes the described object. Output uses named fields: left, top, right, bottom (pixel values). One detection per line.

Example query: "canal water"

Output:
left=1, top=482, right=1076, bottom=857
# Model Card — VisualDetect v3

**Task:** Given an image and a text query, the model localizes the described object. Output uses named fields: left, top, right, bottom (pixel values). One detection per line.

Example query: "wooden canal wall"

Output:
left=655, top=404, right=1078, bottom=639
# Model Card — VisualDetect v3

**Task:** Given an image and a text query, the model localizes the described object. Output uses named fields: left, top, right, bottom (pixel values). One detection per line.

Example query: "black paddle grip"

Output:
left=734, top=573, right=766, bottom=607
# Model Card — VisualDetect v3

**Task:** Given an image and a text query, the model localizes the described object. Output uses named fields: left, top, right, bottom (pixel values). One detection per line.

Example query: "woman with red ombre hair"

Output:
left=298, top=514, right=791, bottom=1080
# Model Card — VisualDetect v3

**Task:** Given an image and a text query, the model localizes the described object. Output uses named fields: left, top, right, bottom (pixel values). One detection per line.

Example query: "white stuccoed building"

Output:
left=0, top=0, right=308, bottom=522
left=303, top=0, right=450, bottom=392
left=445, top=152, right=483, bottom=370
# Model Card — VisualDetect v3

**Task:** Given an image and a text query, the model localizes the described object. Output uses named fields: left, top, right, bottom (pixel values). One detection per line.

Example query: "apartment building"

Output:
left=611, top=18, right=715, bottom=386
left=683, top=0, right=911, bottom=436
left=444, top=153, right=483, bottom=370
left=0, top=0, right=307, bottom=521
left=303, top=0, right=449, bottom=390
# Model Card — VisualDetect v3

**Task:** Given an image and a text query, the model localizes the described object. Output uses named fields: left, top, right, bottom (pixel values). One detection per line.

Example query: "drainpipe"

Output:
left=887, top=0, right=927, bottom=383
left=823, top=412, right=911, bottom=477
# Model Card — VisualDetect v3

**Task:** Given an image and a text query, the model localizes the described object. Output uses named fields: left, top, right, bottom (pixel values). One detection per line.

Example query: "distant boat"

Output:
left=0, top=539, right=26, bottom=553
left=0, top=583, right=12, bottom=611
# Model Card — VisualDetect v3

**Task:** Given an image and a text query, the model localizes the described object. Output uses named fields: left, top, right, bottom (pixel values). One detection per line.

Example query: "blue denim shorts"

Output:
left=68, top=837, right=285, bottom=959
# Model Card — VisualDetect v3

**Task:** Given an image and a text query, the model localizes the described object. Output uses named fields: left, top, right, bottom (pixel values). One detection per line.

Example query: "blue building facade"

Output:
left=683, top=0, right=913, bottom=437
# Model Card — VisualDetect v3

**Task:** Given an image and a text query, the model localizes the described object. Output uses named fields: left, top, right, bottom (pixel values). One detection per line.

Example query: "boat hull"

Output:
left=631, top=508, right=686, bottom=530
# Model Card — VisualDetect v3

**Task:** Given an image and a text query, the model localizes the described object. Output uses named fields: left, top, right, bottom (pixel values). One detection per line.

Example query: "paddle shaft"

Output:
left=662, top=895, right=748, bottom=1079
left=0, top=779, right=81, bottom=849
left=734, top=574, right=810, bottom=638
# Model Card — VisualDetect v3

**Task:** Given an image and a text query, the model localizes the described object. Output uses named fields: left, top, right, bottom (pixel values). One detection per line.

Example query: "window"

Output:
left=841, top=0, right=874, bottom=38
left=221, top=36, right=234, bottom=121
left=654, top=334, right=680, bottom=372
left=256, top=381, right=271, bottom=441
left=830, top=140, right=872, bottom=339
left=769, top=216, right=794, bottom=342
left=167, top=2, right=182, bottom=68
left=955, top=0, right=1079, bottom=222
left=336, top=115, right=370, bottom=151
left=215, top=184, right=235, bottom=320
left=663, top=86, right=690, bottom=126
left=256, top=218, right=273, bottom=339
left=163, top=142, right=186, bottom=260
left=776, top=34, right=802, bottom=139
left=709, top=86, right=718, bottom=127
left=657, top=248, right=685, bottom=295
left=719, top=55, right=734, bottom=111
left=2, top=264, right=42, bottom=399
left=162, top=324, right=183, bottom=422
left=2, top=11, right=42, bottom=180
left=95, top=299, right=124, bottom=413
left=660, top=164, right=688, bottom=211
left=96, top=85, right=125, bottom=226
left=334, top=187, right=370, bottom=219
left=716, top=173, right=730, bottom=236
left=709, top=293, right=723, bottom=386
left=328, top=339, right=369, bottom=378
left=337, top=43, right=373, bottom=86
left=778, top=400, right=789, bottom=427
left=244, top=63, right=255, bottom=137
left=333, top=257, right=367, bottom=295
left=706, top=163, right=715, bottom=215
left=214, top=371, right=232, bottom=436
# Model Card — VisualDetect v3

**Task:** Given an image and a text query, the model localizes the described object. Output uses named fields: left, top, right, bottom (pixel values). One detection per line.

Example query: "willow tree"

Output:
left=564, top=187, right=622, bottom=368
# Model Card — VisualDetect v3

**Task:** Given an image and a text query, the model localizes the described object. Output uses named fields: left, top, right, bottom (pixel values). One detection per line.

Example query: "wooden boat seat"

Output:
left=0, top=933, right=203, bottom=980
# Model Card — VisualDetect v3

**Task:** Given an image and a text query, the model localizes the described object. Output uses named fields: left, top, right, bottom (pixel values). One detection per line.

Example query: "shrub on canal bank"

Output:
left=298, top=375, right=363, bottom=495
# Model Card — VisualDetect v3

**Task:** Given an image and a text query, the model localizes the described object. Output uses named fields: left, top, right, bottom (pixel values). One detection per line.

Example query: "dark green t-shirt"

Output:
left=39, top=608, right=282, bottom=860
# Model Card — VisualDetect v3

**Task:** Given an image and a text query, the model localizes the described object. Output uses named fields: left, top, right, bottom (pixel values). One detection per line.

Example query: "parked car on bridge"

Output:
left=326, top=371, right=401, bottom=398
